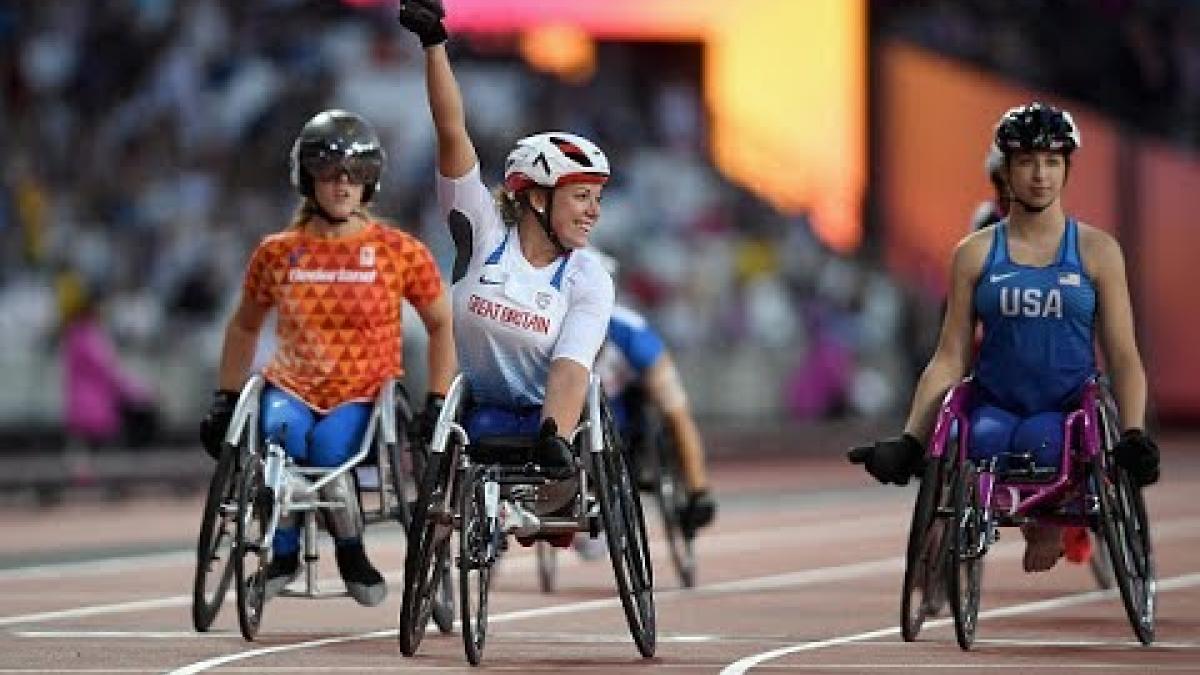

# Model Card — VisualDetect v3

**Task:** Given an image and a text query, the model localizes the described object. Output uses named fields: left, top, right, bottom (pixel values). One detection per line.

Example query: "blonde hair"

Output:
left=492, top=185, right=524, bottom=228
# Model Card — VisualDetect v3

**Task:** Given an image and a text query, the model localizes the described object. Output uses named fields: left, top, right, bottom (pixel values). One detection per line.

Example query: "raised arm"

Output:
left=396, top=0, right=477, bottom=178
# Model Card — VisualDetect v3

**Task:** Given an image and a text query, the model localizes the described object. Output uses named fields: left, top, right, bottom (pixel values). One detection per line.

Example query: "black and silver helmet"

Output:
left=289, top=110, right=385, bottom=202
left=993, top=102, right=1081, bottom=155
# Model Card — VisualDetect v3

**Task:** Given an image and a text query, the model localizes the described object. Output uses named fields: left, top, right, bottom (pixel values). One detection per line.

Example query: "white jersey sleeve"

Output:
left=437, top=163, right=502, bottom=265
left=552, top=251, right=615, bottom=369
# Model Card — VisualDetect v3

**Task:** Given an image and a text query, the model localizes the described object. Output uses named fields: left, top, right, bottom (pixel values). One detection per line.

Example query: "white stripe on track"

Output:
left=720, top=571, right=1200, bottom=675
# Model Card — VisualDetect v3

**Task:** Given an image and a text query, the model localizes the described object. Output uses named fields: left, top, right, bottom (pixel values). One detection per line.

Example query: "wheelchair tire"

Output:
left=652, top=425, right=696, bottom=588
left=1092, top=460, right=1156, bottom=645
left=233, top=449, right=273, bottom=641
left=900, top=454, right=951, bottom=642
left=385, top=440, right=413, bottom=531
left=1088, top=526, right=1115, bottom=590
left=949, top=460, right=984, bottom=651
left=192, top=443, right=240, bottom=632
left=536, top=541, right=557, bottom=593
left=593, top=398, right=656, bottom=658
left=399, top=452, right=454, bottom=656
left=458, top=465, right=495, bottom=665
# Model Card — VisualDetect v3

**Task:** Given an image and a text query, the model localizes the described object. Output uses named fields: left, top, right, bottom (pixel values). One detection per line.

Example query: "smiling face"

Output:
left=547, top=183, right=603, bottom=249
left=1006, top=150, right=1067, bottom=212
left=312, top=173, right=365, bottom=222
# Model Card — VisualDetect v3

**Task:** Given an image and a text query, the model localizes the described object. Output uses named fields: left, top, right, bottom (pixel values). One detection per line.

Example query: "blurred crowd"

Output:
left=879, top=0, right=1200, bottom=147
left=0, top=0, right=921, bottom=443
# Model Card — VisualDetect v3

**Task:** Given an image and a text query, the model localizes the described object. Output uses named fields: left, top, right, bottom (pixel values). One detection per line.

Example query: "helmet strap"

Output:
left=526, top=189, right=567, bottom=254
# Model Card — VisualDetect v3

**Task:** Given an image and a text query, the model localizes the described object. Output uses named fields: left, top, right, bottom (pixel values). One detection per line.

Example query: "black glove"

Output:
left=396, top=0, right=447, bottom=48
left=534, top=419, right=575, bottom=470
left=847, top=433, right=924, bottom=486
left=409, top=392, right=445, bottom=447
left=199, top=389, right=239, bottom=460
left=1113, top=428, right=1160, bottom=487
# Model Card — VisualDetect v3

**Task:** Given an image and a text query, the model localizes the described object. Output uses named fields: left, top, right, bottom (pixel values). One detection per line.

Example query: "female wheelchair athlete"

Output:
left=397, top=373, right=656, bottom=665
left=190, top=374, right=446, bottom=640
left=897, top=375, right=1155, bottom=650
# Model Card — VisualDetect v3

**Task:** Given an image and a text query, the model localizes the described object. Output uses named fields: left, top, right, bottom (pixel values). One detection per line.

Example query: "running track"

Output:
left=2, top=435, right=1197, bottom=674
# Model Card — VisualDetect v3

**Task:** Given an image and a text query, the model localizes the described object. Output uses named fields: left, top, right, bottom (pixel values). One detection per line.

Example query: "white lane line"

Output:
left=720, top=571, right=1200, bottom=675
left=0, top=596, right=189, bottom=628
left=15, top=631, right=229, bottom=639
left=0, top=551, right=193, bottom=582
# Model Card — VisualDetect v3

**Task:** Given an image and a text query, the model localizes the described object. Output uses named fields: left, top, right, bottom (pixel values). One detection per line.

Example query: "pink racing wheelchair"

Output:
left=900, top=375, right=1154, bottom=650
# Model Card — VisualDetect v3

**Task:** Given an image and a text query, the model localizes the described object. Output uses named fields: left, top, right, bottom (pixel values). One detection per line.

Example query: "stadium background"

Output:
left=0, top=0, right=1197, bottom=475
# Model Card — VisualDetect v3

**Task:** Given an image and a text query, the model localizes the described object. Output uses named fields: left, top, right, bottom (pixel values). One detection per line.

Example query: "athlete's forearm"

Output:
left=1108, top=353, right=1148, bottom=431
left=664, top=407, right=710, bottom=491
left=542, top=359, right=589, bottom=437
left=217, top=321, right=258, bottom=392
left=424, top=45, right=476, bottom=177
left=425, top=318, right=456, bottom=396
left=903, top=354, right=969, bottom=441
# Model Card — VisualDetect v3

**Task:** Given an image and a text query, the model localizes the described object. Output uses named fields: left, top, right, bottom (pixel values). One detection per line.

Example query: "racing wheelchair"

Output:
left=397, top=373, right=656, bottom=665
left=899, top=376, right=1155, bottom=650
left=535, top=384, right=696, bottom=592
left=190, top=374, right=442, bottom=639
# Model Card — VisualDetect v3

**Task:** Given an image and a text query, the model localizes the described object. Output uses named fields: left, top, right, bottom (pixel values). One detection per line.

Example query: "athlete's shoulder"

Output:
left=1075, top=220, right=1124, bottom=273
left=252, top=230, right=300, bottom=257
left=373, top=220, right=432, bottom=253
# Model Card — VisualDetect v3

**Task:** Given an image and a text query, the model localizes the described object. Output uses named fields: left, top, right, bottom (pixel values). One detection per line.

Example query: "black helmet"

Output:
left=289, top=110, right=385, bottom=203
left=993, top=102, right=1081, bottom=156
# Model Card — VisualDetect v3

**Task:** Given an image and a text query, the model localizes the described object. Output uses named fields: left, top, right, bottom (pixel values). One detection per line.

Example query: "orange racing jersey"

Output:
left=243, top=221, right=443, bottom=412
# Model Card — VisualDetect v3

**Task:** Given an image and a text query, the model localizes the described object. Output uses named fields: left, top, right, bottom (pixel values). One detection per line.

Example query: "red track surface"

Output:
left=2, top=436, right=1197, bottom=674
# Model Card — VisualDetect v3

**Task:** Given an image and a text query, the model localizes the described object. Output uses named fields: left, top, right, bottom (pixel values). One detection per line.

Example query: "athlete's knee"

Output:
left=968, top=404, right=1019, bottom=461
left=1012, top=411, right=1065, bottom=467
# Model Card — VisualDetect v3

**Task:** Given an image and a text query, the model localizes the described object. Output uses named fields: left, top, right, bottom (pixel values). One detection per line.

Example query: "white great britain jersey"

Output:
left=437, top=164, right=615, bottom=408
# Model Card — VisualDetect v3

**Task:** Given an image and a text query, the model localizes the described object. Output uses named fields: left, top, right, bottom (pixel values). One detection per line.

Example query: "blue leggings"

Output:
left=464, top=405, right=543, bottom=440
left=260, top=385, right=371, bottom=554
left=968, top=405, right=1065, bottom=469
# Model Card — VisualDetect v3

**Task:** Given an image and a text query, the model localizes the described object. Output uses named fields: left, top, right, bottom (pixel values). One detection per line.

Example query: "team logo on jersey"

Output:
left=535, top=291, right=552, bottom=310
left=359, top=246, right=375, bottom=268
left=1058, top=272, right=1081, bottom=287
left=1000, top=287, right=1063, bottom=319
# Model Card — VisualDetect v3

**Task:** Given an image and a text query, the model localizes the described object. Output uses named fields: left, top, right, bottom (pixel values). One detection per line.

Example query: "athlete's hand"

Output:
left=409, top=392, right=445, bottom=447
left=1113, top=429, right=1160, bottom=487
left=534, top=419, right=575, bottom=470
left=396, top=0, right=447, bottom=48
left=847, top=433, right=924, bottom=486
left=199, top=389, right=239, bottom=460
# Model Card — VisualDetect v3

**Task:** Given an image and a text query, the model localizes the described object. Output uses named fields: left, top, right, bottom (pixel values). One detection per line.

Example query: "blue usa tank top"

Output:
left=972, top=219, right=1097, bottom=415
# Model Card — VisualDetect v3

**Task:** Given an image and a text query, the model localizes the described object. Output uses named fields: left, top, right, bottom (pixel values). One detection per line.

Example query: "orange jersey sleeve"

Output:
left=248, top=222, right=444, bottom=412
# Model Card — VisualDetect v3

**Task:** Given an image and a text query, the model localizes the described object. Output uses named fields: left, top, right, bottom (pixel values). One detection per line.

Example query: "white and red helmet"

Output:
left=503, top=132, right=610, bottom=194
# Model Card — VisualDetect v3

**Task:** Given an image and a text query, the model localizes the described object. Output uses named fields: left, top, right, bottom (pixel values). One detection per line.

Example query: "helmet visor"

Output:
left=301, top=152, right=382, bottom=185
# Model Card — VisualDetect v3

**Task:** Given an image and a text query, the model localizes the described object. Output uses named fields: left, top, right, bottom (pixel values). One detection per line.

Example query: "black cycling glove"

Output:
left=396, top=0, right=447, bottom=48
left=409, top=392, right=445, bottom=447
left=199, top=389, right=239, bottom=460
left=847, top=433, right=925, bottom=486
left=1113, top=428, right=1160, bottom=487
left=533, top=419, right=575, bottom=470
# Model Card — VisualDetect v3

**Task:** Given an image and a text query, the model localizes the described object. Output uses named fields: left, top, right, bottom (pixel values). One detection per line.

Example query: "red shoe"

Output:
left=1063, top=526, right=1093, bottom=564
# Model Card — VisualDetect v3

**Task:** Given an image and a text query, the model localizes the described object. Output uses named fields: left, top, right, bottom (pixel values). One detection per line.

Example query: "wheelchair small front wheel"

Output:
left=192, top=444, right=240, bottom=632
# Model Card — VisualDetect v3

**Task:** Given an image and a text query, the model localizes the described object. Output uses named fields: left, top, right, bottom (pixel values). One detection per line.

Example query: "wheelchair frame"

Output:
left=397, top=373, right=656, bottom=665
left=901, top=376, right=1156, bottom=649
left=190, top=374, right=419, bottom=640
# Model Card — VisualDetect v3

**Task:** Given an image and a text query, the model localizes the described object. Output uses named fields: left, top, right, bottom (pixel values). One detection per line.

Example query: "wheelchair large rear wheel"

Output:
left=399, top=452, right=455, bottom=656
left=192, top=444, right=240, bottom=632
left=458, top=465, right=496, bottom=665
left=233, top=451, right=273, bottom=641
left=593, top=402, right=656, bottom=658
left=949, top=460, right=984, bottom=651
left=652, top=428, right=696, bottom=588
left=385, top=440, right=414, bottom=531
left=1092, top=460, right=1156, bottom=644
left=900, top=454, right=951, bottom=642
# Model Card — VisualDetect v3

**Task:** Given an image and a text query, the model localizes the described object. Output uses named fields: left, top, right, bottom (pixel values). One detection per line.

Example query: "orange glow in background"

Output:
left=446, top=0, right=867, bottom=253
